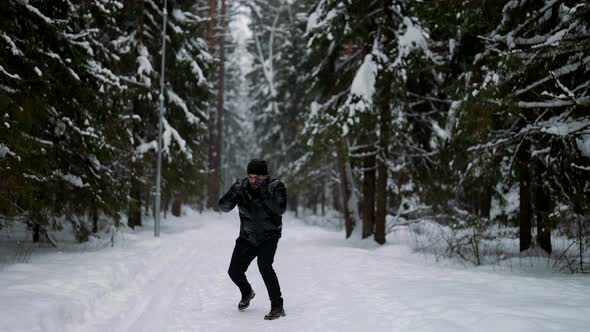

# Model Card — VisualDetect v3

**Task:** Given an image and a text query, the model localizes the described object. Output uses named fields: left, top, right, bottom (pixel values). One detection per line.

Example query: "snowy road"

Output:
left=1, top=209, right=590, bottom=332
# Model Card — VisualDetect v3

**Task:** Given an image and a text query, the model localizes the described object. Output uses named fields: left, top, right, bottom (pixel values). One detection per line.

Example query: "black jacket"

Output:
left=218, top=177, right=287, bottom=246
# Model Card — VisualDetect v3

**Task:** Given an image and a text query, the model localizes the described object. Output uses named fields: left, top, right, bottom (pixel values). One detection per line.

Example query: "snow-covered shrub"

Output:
left=441, top=215, right=508, bottom=266
left=550, top=204, right=590, bottom=273
left=402, top=214, right=517, bottom=267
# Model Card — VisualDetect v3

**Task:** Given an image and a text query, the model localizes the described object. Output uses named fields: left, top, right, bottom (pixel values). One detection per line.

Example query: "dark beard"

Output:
left=247, top=183, right=260, bottom=197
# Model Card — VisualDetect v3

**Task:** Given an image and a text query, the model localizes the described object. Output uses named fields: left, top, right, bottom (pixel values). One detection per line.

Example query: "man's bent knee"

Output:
left=228, top=266, right=239, bottom=279
left=258, top=262, right=274, bottom=273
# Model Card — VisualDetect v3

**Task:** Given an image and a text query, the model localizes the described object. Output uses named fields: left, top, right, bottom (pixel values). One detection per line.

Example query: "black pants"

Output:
left=228, top=237, right=283, bottom=306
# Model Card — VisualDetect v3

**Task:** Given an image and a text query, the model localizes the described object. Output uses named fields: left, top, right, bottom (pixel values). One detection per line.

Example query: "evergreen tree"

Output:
left=0, top=0, right=212, bottom=241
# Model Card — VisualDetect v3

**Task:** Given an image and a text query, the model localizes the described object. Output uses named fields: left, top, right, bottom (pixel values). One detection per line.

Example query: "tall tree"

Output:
left=206, top=0, right=219, bottom=210
left=1, top=0, right=211, bottom=241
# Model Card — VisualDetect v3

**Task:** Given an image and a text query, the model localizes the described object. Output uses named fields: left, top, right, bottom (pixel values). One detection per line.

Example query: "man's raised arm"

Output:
left=218, top=180, right=242, bottom=212
left=261, top=180, right=287, bottom=216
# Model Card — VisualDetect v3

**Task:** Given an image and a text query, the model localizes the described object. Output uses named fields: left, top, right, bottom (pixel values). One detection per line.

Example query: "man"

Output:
left=218, top=159, right=287, bottom=320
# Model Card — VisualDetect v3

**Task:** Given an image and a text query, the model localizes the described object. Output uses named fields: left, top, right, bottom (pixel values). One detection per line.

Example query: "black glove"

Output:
left=256, top=178, right=272, bottom=198
left=230, top=179, right=242, bottom=198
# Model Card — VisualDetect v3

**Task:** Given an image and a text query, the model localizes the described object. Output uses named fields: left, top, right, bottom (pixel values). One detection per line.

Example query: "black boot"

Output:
left=238, top=290, right=255, bottom=311
left=264, top=304, right=286, bottom=320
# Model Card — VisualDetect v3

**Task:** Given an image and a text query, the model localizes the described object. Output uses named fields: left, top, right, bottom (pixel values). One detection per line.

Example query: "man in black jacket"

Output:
left=218, top=159, right=287, bottom=320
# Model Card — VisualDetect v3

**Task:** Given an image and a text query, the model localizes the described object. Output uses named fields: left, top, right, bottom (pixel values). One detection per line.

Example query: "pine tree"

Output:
left=454, top=0, right=590, bottom=253
left=1, top=0, right=212, bottom=241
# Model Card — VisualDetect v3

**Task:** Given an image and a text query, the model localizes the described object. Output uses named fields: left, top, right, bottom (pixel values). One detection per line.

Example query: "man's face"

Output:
left=248, top=174, right=268, bottom=189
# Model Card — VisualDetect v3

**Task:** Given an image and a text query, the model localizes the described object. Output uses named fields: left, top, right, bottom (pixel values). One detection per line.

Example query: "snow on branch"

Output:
left=0, top=143, right=17, bottom=159
left=85, top=60, right=126, bottom=90
left=345, top=52, right=377, bottom=113
left=166, top=88, right=201, bottom=126
left=0, top=31, right=23, bottom=56
left=91, top=0, right=123, bottom=14
left=172, top=8, right=207, bottom=24
left=144, top=0, right=163, bottom=16
left=469, top=114, right=590, bottom=152
left=135, top=118, right=192, bottom=161
left=393, top=17, right=434, bottom=68
left=513, top=56, right=590, bottom=96
left=136, top=44, right=153, bottom=87
left=20, top=1, right=54, bottom=24
left=176, top=48, right=206, bottom=85
left=111, top=31, right=135, bottom=54
left=0, top=64, right=21, bottom=80
left=61, top=117, right=100, bottom=139
left=52, top=170, right=88, bottom=188
left=527, top=115, right=590, bottom=137
left=305, top=0, right=345, bottom=47
left=516, top=98, right=590, bottom=108
left=491, top=0, right=559, bottom=48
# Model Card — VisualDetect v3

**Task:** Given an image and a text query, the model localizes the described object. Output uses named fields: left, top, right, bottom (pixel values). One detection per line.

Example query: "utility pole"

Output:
left=155, top=0, right=169, bottom=237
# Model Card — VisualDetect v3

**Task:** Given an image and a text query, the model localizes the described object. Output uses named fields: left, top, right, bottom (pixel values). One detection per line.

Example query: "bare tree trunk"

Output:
left=91, top=206, right=98, bottom=233
left=291, top=194, right=298, bottom=217
left=362, top=154, right=376, bottom=239
left=172, top=196, right=182, bottom=217
left=337, top=146, right=354, bottom=238
left=518, top=141, right=532, bottom=252
left=333, top=180, right=342, bottom=212
left=144, top=188, right=151, bottom=216
left=374, top=106, right=390, bottom=245
left=128, top=3, right=146, bottom=228
left=214, top=0, right=227, bottom=209
left=578, top=215, right=584, bottom=272
left=32, top=223, right=40, bottom=243
left=288, top=192, right=298, bottom=214
left=163, top=186, right=171, bottom=219
left=206, top=0, right=220, bottom=211
left=534, top=160, right=552, bottom=254
left=321, top=178, right=326, bottom=216
left=374, top=160, right=387, bottom=244
left=128, top=176, right=142, bottom=229
left=206, top=0, right=217, bottom=48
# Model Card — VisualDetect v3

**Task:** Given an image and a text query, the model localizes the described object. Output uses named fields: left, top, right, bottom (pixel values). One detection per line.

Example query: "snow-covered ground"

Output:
left=1, top=209, right=590, bottom=332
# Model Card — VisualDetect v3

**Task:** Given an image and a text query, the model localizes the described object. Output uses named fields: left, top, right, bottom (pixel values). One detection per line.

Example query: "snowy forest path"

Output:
left=3, top=210, right=590, bottom=332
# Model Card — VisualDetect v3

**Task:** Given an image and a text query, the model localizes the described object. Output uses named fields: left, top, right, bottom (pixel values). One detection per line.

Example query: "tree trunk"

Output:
left=144, top=188, right=151, bottom=217
left=321, top=178, right=326, bottom=216
left=172, top=197, right=182, bottom=217
left=337, top=146, right=353, bottom=238
left=534, top=161, right=552, bottom=254
left=518, top=140, right=532, bottom=252
left=32, top=223, right=40, bottom=243
left=206, top=0, right=219, bottom=211
left=215, top=0, right=227, bottom=208
left=91, top=206, right=98, bottom=233
left=207, top=0, right=217, bottom=49
left=163, top=186, right=171, bottom=219
left=128, top=176, right=142, bottom=229
left=374, top=159, right=387, bottom=244
left=292, top=194, right=299, bottom=218
left=374, top=106, right=390, bottom=245
left=362, top=154, right=376, bottom=239
left=127, top=96, right=146, bottom=228
left=288, top=192, right=298, bottom=214
left=333, top=180, right=342, bottom=212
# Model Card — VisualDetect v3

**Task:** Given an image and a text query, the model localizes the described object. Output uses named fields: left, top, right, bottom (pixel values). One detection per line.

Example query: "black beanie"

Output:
left=247, top=159, right=268, bottom=175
